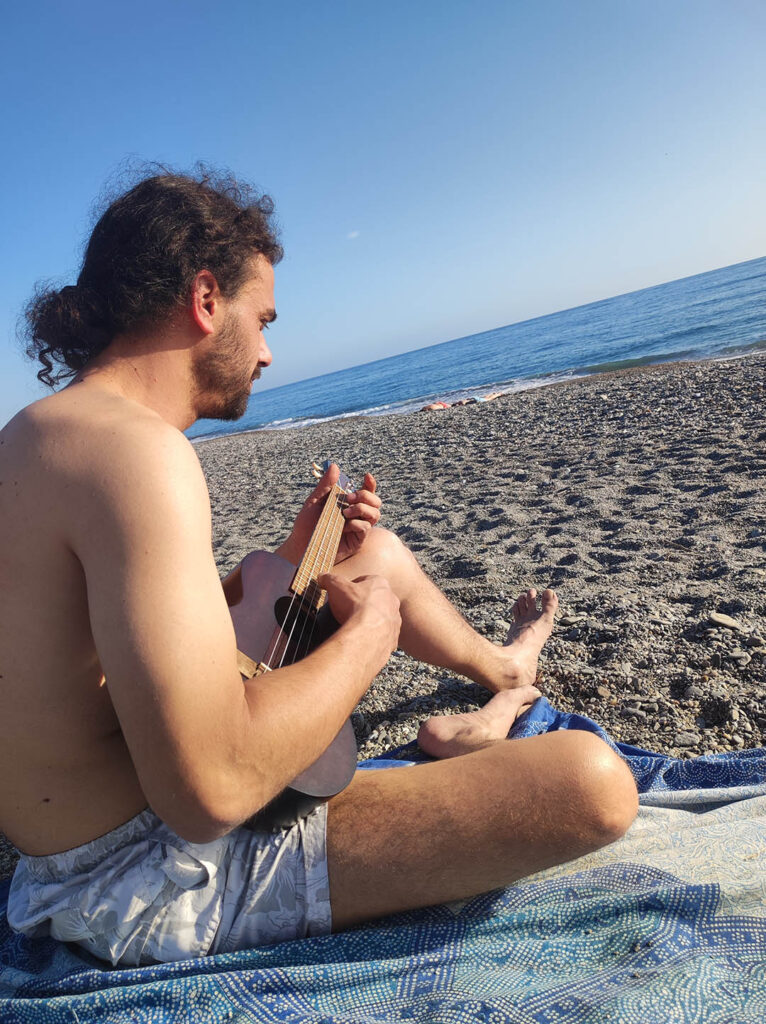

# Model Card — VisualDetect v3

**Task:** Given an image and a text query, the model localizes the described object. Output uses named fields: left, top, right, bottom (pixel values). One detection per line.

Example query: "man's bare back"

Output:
left=0, top=389, right=182, bottom=854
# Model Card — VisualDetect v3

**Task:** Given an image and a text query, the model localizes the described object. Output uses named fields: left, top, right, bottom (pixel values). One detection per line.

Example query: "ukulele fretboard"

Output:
left=291, top=484, right=348, bottom=609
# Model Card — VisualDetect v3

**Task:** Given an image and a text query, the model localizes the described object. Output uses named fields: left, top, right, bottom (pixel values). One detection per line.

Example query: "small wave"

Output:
left=709, top=337, right=766, bottom=359
left=573, top=349, right=699, bottom=376
left=570, top=337, right=765, bottom=378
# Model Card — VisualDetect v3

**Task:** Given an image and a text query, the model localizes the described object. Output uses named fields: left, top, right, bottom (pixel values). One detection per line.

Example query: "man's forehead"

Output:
left=240, top=255, right=275, bottom=297
left=252, top=256, right=274, bottom=284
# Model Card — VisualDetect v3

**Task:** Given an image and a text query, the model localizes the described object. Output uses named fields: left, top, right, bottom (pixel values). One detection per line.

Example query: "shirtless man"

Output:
left=0, top=170, right=637, bottom=965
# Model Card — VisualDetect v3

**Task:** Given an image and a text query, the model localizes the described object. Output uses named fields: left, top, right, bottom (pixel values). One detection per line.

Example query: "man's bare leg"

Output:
left=327, top=730, right=638, bottom=930
left=333, top=529, right=558, bottom=693
left=327, top=530, right=637, bottom=929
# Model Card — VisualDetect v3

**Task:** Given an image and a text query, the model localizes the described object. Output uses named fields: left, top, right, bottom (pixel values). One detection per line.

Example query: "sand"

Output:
left=1, top=353, right=764, bottom=880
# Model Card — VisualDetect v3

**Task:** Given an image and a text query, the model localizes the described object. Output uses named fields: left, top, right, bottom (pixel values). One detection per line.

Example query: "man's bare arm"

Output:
left=68, top=420, right=399, bottom=842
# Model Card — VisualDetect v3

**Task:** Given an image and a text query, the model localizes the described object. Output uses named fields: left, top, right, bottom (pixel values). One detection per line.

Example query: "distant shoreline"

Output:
left=191, top=343, right=766, bottom=444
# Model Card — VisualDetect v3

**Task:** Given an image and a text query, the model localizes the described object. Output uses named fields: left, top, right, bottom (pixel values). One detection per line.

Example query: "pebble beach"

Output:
left=1, top=353, right=764, bottom=880
left=199, top=353, right=766, bottom=762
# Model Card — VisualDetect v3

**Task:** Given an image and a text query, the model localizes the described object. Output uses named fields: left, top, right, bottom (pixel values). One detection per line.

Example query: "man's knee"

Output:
left=359, top=527, right=412, bottom=570
left=571, top=732, right=639, bottom=844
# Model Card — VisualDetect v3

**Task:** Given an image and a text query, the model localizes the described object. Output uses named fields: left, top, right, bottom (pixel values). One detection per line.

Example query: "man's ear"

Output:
left=190, top=270, right=221, bottom=336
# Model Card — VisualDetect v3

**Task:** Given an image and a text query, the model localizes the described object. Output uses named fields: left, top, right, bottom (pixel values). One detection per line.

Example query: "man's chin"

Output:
left=198, top=391, right=251, bottom=422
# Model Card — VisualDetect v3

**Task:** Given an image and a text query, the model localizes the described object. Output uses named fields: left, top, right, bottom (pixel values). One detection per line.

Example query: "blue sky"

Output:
left=2, top=0, right=765, bottom=426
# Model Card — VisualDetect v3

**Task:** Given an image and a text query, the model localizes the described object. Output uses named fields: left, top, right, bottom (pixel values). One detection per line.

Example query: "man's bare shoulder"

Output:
left=5, top=386, right=190, bottom=464
left=1, top=386, right=209, bottom=546
left=5, top=386, right=202, bottom=488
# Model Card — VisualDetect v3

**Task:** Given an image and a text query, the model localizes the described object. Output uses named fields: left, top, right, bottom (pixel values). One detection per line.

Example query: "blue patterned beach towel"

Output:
left=2, top=698, right=765, bottom=1023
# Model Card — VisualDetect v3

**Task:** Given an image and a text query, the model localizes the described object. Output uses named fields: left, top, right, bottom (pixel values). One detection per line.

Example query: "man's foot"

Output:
left=417, top=684, right=542, bottom=759
left=417, top=588, right=557, bottom=759
left=485, top=588, right=558, bottom=691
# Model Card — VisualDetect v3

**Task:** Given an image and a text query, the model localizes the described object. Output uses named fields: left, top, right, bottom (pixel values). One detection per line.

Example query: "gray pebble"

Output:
left=621, top=707, right=647, bottom=720
left=709, top=611, right=745, bottom=631
left=674, top=732, right=699, bottom=747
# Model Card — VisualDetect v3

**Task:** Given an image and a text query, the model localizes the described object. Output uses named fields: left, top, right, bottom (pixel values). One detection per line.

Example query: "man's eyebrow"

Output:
left=262, top=308, right=277, bottom=324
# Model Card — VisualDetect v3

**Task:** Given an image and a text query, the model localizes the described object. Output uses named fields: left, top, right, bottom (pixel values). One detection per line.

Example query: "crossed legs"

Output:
left=326, top=528, right=638, bottom=930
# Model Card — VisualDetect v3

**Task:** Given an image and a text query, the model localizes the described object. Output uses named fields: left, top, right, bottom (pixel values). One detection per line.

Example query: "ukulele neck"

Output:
left=290, top=483, right=348, bottom=612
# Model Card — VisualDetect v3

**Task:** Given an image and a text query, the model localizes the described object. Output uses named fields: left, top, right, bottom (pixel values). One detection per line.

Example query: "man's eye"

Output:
left=261, top=322, right=270, bottom=331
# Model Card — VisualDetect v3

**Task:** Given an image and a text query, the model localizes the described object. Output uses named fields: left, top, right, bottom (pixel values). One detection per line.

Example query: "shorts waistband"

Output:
left=17, top=809, right=162, bottom=884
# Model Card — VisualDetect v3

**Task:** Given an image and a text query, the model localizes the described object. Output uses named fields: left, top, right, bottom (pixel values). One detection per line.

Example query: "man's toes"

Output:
left=512, top=596, right=524, bottom=621
left=541, top=589, right=559, bottom=618
left=514, top=683, right=543, bottom=709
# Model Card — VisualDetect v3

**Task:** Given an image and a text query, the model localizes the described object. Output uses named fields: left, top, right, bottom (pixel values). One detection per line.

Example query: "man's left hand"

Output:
left=276, top=463, right=382, bottom=565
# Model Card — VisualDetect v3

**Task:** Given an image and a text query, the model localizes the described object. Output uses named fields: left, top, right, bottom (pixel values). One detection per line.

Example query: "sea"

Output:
left=187, top=255, right=766, bottom=442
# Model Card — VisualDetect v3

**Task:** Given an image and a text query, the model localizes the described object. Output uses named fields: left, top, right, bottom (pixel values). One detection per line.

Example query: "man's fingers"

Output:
left=342, top=519, right=372, bottom=537
left=346, top=488, right=381, bottom=510
left=319, top=570, right=383, bottom=587
left=306, top=462, right=340, bottom=505
left=343, top=503, right=380, bottom=526
left=317, top=571, right=345, bottom=591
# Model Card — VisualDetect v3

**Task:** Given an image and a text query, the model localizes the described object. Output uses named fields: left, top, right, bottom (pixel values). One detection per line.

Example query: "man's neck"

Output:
left=71, top=331, right=199, bottom=431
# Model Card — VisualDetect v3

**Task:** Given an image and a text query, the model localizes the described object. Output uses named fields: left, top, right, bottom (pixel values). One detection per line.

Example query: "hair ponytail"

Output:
left=23, top=283, right=111, bottom=387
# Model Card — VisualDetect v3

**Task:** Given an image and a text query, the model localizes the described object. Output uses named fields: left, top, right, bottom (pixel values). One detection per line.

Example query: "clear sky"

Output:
left=2, top=0, right=764, bottom=426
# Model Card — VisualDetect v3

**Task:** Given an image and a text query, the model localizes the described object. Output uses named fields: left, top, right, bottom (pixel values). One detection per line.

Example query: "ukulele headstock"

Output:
left=311, top=460, right=355, bottom=494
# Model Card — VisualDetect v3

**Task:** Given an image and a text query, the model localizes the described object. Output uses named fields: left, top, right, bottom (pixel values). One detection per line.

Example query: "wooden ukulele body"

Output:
left=227, top=548, right=358, bottom=799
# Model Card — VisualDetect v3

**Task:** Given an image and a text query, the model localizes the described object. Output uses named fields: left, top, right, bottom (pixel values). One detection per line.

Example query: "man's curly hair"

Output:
left=22, top=165, right=283, bottom=387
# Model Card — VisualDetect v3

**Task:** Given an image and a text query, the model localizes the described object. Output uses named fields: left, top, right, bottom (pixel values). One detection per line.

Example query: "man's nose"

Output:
left=259, top=338, right=273, bottom=367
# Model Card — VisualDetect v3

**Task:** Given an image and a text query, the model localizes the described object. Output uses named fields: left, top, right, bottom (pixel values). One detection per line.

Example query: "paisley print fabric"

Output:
left=2, top=701, right=765, bottom=1022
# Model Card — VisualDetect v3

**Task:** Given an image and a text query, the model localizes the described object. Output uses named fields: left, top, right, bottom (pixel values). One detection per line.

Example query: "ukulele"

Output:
left=225, top=461, right=359, bottom=824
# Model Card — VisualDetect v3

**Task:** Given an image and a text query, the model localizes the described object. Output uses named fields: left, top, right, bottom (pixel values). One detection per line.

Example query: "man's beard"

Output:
left=192, top=312, right=256, bottom=421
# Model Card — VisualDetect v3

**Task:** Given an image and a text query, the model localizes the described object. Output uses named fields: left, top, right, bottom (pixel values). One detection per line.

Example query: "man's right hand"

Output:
left=318, top=573, right=401, bottom=667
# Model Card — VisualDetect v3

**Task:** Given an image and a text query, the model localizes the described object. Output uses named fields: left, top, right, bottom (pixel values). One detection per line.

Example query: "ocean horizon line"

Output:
left=247, top=253, right=766, bottom=405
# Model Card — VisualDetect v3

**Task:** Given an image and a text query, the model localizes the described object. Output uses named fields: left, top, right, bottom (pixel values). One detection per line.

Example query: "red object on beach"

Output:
left=420, top=401, right=449, bottom=411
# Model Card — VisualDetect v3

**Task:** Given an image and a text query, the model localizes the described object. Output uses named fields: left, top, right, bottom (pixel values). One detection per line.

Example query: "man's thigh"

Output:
left=326, top=731, right=637, bottom=931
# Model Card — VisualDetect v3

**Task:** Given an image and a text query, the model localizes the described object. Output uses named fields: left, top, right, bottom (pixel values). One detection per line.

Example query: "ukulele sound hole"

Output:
left=272, top=596, right=339, bottom=662
left=274, top=596, right=317, bottom=640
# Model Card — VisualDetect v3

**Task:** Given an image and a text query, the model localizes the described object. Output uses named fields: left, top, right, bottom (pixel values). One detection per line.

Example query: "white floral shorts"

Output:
left=6, top=805, right=331, bottom=966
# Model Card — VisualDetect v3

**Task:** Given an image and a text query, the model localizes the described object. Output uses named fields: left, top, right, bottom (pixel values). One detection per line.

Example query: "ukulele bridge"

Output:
left=236, top=650, right=273, bottom=680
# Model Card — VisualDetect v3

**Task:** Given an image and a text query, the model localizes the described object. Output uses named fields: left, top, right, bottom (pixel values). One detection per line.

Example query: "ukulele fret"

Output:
left=291, top=484, right=347, bottom=608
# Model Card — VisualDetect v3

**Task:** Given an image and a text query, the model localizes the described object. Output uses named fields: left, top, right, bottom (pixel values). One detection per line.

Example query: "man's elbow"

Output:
left=148, top=777, right=271, bottom=844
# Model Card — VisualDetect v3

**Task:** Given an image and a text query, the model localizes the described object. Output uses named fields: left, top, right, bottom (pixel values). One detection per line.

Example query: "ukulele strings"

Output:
left=292, top=488, right=348, bottom=665
left=276, top=487, right=346, bottom=670
left=263, top=483, right=348, bottom=671
left=284, top=486, right=347, bottom=668
left=260, top=484, right=341, bottom=668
